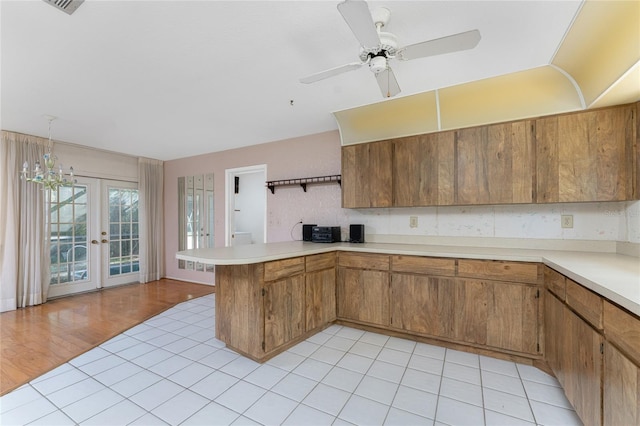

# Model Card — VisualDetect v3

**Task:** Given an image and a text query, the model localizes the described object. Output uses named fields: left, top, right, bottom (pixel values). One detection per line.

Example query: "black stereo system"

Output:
left=311, top=226, right=341, bottom=243
left=303, top=223, right=365, bottom=243
left=302, top=224, right=316, bottom=242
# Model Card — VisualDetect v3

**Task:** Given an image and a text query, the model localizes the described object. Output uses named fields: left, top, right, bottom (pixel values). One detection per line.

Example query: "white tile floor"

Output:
left=0, top=294, right=583, bottom=426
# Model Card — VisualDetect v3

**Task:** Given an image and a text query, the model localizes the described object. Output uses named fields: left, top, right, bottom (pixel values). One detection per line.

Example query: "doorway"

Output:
left=225, top=165, right=267, bottom=247
left=47, top=177, right=139, bottom=298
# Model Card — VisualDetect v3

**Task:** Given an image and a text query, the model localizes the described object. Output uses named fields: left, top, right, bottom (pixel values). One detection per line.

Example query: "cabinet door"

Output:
left=393, top=132, right=455, bottom=206
left=544, top=291, right=566, bottom=382
left=563, top=304, right=603, bottom=426
left=264, top=275, right=305, bottom=353
left=486, top=282, right=539, bottom=354
left=603, top=342, right=639, bottom=426
left=306, top=268, right=336, bottom=331
left=390, top=273, right=455, bottom=338
left=456, top=120, right=533, bottom=205
left=337, top=267, right=389, bottom=326
left=453, top=279, right=488, bottom=345
left=536, top=104, right=635, bottom=202
left=342, top=141, right=393, bottom=208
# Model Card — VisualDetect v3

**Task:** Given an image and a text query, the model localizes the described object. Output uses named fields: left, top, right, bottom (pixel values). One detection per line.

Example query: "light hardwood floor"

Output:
left=0, top=279, right=215, bottom=396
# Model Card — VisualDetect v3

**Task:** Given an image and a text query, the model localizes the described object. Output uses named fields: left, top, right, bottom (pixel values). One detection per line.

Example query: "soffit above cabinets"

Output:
left=335, top=0, right=640, bottom=146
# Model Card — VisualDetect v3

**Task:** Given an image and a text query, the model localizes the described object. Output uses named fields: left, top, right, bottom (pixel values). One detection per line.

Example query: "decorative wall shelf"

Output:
left=266, top=175, right=341, bottom=194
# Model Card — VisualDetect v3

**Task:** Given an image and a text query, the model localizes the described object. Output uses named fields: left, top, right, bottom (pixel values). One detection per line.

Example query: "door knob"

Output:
left=91, top=240, right=99, bottom=245
left=101, top=239, right=109, bottom=243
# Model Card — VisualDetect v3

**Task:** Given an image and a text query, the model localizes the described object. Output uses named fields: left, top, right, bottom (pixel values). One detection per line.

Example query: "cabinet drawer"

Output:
left=545, top=266, right=566, bottom=300
left=306, top=252, right=336, bottom=273
left=458, top=260, right=540, bottom=284
left=391, top=255, right=455, bottom=276
left=338, top=252, right=389, bottom=271
left=604, top=300, right=640, bottom=365
left=566, top=279, right=603, bottom=330
left=264, top=257, right=304, bottom=282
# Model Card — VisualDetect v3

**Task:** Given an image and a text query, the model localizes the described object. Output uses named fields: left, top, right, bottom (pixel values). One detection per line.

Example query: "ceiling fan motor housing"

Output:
left=369, top=55, right=387, bottom=74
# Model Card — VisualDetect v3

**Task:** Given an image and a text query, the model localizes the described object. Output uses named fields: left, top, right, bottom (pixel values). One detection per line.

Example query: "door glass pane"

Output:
left=49, top=184, right=89, bottom=285
left=108, top=187, right=139, bottom=277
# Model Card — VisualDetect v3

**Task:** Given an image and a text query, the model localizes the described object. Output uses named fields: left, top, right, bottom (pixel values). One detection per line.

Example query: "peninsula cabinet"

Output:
left=263, top=258, right=305, bottom=353
left=341, top=140, right=392, bottom=208
left=536, top=103, right=637, bottom=203
left=456, top=120, right=534, bottom=205
left=305, top=253, right=336, bottom=332
left=216, top=255, right=335, bottom=362
left=543, top=265, right=640, bottom=426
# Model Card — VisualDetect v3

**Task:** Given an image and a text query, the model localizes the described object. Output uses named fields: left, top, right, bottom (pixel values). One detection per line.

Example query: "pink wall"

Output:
left=164, top=130, right=344, bottom=283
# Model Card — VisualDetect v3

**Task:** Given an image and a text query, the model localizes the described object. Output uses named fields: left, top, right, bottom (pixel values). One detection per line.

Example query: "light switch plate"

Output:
left=561, top=215, right=574, bottom=228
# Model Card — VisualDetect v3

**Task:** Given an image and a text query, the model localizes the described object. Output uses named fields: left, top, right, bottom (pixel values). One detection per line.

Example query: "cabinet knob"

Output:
left=101, top=239, right=109, bottom=243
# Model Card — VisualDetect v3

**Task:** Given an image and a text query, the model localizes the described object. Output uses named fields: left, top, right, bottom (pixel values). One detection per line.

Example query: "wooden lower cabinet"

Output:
left=215, top=264, right=265, bottom=360
left=337, top=267, right=390, bottom=326
left=545, top=290, right=602, bottom=426
left=390, top=274, right=539, bottom=355
left=486, top=281, right=538, bottom=354
left=566, top=304, right=603, bottom=426
left=216, top=256, right=333, bottom=362
left=603, top=342, right=639, bottom=426
left=264, top=274, right=305, bottom=353
left=544, top=291, right=566, bottom=383
left=390, top=274, right=456, bottom=338
left=306, top=268, right=336, bottom=331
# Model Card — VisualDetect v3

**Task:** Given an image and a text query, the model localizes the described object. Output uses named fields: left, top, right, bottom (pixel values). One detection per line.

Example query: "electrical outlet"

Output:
left=409, top=216, right=418, bottom=228
left=561, top=215, right=573, bottom=228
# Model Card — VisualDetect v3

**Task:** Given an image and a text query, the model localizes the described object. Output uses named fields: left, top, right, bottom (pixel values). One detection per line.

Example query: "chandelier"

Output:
left=20, top=116, right=75, bottom=191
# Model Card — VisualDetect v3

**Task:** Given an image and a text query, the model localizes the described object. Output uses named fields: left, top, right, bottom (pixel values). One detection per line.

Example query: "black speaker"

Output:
left=302, top=224, right=316, bottom=242
left=350, top=224, right=365, bottom=243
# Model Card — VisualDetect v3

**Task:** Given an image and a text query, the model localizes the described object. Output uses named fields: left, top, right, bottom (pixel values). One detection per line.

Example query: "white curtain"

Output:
left=0, top=131, right=50, bottom=312
left=138, top=157, right=164, bottom=283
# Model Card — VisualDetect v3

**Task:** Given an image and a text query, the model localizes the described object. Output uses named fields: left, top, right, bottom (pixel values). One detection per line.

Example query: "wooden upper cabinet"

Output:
left=536, top=104, right=636, bottom=203
left=341, top=102, right=638, bottom=208
left=393, top=132, right=455, bottom=206
left=342, top=141, right=393, bottom=208
left=456, top=120, right=534, bottom=205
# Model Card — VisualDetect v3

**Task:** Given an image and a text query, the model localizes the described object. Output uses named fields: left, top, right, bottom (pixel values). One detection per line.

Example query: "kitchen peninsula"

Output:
left=176, top=241, right=640, bottom=361
left=177, top=241, right=640, bottom=426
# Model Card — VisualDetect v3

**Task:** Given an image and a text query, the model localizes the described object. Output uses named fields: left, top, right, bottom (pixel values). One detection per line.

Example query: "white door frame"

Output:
left=225, top=164, right=267, bottom=247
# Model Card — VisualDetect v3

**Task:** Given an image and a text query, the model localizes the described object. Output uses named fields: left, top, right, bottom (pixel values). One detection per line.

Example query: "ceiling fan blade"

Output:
left=375, top=67, right=401, bottom=98
left=397, top=29, right=481, bottom=61
left=337, top=0, right=380, bottom=50
left=299, top=62, right=363, bottom=84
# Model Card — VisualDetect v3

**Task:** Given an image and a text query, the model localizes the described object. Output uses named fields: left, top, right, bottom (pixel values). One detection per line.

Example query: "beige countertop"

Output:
left=176, top=241, right=640, bottom=317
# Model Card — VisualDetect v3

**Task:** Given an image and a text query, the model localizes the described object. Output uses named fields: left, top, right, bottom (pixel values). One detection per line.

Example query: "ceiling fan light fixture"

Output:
left=369, top=55, right=387, bottom=74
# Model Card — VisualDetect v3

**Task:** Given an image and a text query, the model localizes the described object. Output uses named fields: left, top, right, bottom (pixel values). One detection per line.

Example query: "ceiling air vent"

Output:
left=42, top=0, right=84, bottom=15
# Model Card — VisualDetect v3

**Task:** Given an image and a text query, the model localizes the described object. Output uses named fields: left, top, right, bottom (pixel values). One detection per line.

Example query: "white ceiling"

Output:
left=1, top=0, right=583, bottom=161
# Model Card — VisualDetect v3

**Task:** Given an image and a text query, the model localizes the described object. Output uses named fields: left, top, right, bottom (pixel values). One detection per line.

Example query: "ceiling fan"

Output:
left=300, top=0, right=481, bottom=98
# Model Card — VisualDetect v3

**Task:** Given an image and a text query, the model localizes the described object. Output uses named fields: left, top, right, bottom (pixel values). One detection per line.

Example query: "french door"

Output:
left=48, top=177, right=139, bottom=298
